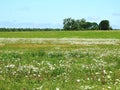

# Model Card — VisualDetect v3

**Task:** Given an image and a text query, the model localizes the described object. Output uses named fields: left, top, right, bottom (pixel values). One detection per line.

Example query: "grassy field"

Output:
left=0, top=31, right=120, bottom=90
left=0, top=30, right=120, bottom=38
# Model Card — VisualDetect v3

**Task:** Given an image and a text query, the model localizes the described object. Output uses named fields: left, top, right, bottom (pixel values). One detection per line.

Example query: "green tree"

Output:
left=63, top=18, right=100, bottom=30
left=63, top=18, right=78, bottom=30
left=63, top=18, right=72, bottom=30
left=79, top=18, right=87, bottom=29
left=99, top=20, right=110, bottom=30
left=70, top=19, right=78, bottom=30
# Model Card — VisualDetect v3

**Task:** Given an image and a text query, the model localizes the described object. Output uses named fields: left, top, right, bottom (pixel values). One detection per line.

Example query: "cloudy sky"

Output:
left=0, top=0, right=120, bottom=29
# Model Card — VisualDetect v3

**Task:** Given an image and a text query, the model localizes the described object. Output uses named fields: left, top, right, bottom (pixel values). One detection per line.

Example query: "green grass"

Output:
left=0, top=31, right=120, bottom=89
left=0, top=38, right=120, bottom=90
left=0, top=30, right=120, bottom=38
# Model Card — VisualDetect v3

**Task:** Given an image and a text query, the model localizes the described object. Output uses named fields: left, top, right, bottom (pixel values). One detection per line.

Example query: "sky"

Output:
left=0, top=0, right=120, bottom=29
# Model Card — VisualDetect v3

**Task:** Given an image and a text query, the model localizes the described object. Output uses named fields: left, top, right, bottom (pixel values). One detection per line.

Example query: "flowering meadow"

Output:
left=0, top=38, right=120, bottom=90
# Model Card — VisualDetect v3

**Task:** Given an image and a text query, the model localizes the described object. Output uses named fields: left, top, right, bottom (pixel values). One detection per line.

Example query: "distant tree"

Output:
left=71, top=19, right=78, bottom=30
left=63, top=18, right=105, bottom=30
left=99, top=20, right=110, bottom=30
left=79, top=18, right=87, bottom=29
left=63, top=18, right=78, bottom=30
left=63, top=18, right=72, bottom=30
left=76, top=20, right=81, bottom=29
left=79, top=19, right=99, bottom=30
left=86, top=22, right=92, bottom=29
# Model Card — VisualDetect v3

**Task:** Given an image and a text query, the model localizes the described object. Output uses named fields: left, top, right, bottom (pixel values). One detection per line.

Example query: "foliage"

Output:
left=63, top=18, right=77, bottom=30
left=63, top=18, right=100, bottom=30
left=99, top=20, right=110, bottom=30
left=63, top=18, right=114, bottom=30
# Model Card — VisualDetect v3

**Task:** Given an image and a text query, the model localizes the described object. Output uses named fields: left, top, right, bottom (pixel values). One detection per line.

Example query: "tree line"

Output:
left=63, top=18, right=112, bottom=30
left=0, top=18, right=112, bottom=31
left=0, top=28, right=62, bottom=32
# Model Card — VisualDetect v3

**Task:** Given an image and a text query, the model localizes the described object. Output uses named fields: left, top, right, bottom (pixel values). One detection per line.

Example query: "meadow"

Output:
left=0, top=30, right=120, bottom=38
left=0, top=31, right=120, bottom=90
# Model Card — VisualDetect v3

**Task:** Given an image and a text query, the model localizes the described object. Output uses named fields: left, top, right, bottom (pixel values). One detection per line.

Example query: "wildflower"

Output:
left=76, top=79, right=80, bottom=83
left=5, top=64, right=15, bottom=68
left=109, top=71, right=113, bottom=74
left=33, top=86, right=43, bottom=90
left=95, top=72, right=100, bottom=75
left=56, top=87, right=59, bottom=90
left=38, top=75, right=40, bottom=77
left=103, top=70, right=107, bottom=74
left=84, top=85, right=92, bottom=90
left=107, top=75, right=111, bottom=79
left=98, top=78, right=101, bottom=82
left=107, top=86, right=111, bottom=89
left=116, top=79, right=120, bottom=82
left=87, top=78, right=90, bottom=81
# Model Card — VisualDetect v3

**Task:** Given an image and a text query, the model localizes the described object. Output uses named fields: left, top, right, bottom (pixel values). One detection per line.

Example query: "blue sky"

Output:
left=0, top=0, right=120, bottom=29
